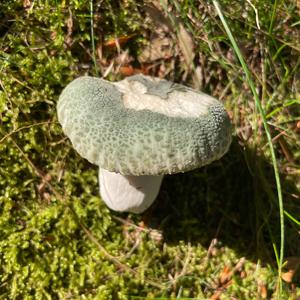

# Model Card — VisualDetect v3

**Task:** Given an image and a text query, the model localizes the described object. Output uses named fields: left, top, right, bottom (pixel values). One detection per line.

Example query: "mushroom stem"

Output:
left=99, top=168, right=164, bottom=214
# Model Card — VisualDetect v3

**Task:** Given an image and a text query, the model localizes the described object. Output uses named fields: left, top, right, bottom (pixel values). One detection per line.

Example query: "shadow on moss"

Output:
left=147, top=137, right=300, bottom=263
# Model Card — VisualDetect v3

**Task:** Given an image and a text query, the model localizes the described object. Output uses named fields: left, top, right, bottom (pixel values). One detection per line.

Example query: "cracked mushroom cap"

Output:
left=57, top=75, right=232, bottom=175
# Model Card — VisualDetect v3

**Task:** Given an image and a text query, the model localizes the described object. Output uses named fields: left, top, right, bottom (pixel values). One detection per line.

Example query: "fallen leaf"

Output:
left=104, top=34, right=136, bottom=49
left=177, top=23, right=195, bottom=70
left=23, top=0, right=31, bottom=8
left=207, top=238, right=218, bottom=258
left=282, top=270, right=296, bottom=283
left=281, top=257, right=300, bottom=283
left=210, top=280, right=232, bottom=300
left=119, top=66, right=135, bottom=76
left=65, top=9, right=73, bottom=47
left=138, top=37, right=173, bottom=63
left=240, top=270, right=246, bottom=278
left=119, top=66, right=144, bottom=76
left=144, top=2, right=173, bottom=32
left=219, top=266, right=231, bottom=284
left=210, top=290, right=222, bottom=300
left=259, top=283, right=268, bottom=299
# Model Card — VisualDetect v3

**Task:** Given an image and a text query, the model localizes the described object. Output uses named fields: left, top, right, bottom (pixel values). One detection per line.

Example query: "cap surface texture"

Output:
left=57, top=75, right=232, bottom=175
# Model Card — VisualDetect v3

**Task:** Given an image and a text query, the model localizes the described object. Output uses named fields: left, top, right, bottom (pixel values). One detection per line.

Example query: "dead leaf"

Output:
left=144, top=2, right=173, bottom=32
left=42, top=234, right=55, bottom=242
left=38, top=173, right=51, bottom=194
left=23, top=0, right=31, bottom=8
left=218, top=258, right=246, bottom=286
left=219, top=266, right=232, bottom=284
left=119, top=66, right=144, bottom=76
left=192, top=66, right=203, bottom=90
left=210, top=280, right=232, bottom=300
left=177, top=23, right=195, bottom=70
left=119, top=66, right=135, bottom=76
left=50, top=31, right=57, bottom=41
left=210, top=290, right=222, bottom=300
left=114, top=50, right=132, bottom=66
left=138, top=37, right=173, bottom=63
left=207, top=238, right=218, bottom=258
left=259, top=283, right=268, bottom=299
left=65, top=9, right=73, bottom=47
left=240, top=271, right=248, bottom=279
left=282, top=257, right=300, bottom=283
left=104, top=34, right=136, bottom=49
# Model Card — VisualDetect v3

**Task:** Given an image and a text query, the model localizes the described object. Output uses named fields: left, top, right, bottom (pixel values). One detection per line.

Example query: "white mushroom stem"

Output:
left=99, top=168, right=164, bottom=214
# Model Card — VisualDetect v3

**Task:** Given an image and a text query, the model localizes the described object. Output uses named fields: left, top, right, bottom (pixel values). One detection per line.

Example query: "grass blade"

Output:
left=284, top=211, right=300, bottom=226
left=212, top=1, right=285, bottom=297
left=90, top=0, right=99, bottom=76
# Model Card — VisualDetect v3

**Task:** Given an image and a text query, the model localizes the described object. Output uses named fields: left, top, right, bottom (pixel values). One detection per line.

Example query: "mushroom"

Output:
left=57, top=75, right=232, bottom=213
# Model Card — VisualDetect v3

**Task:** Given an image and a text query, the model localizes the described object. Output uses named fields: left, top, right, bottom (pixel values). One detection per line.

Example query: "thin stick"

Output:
left=90, top=0, right=99, bottom=76
left=0, top=121, right=53, bottom=144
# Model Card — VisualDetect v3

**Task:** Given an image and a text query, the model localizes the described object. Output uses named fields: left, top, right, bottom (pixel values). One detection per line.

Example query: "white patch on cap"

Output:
left=113, top=77, right=219, bottom=118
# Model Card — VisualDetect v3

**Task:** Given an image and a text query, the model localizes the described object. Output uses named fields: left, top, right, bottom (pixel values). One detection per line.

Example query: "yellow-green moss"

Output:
left=1, top=1, right=299, bottom=299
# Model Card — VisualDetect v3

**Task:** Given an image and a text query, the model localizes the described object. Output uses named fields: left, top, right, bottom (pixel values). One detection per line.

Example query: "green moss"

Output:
left=0, top=0, right=299, bottom=299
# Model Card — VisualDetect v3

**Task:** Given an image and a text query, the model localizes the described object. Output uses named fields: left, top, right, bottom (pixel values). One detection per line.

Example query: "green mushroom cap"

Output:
left=57, top=75, right=232, bottom=176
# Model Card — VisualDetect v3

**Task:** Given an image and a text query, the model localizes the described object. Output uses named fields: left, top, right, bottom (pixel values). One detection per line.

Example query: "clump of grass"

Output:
left=0, top=1, right=299, bottom=299
left=212, top=1, right=285, bottom=296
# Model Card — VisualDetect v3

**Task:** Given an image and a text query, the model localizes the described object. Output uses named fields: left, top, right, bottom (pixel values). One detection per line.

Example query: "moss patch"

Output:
left=1, top=1, right=299, bottom=299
